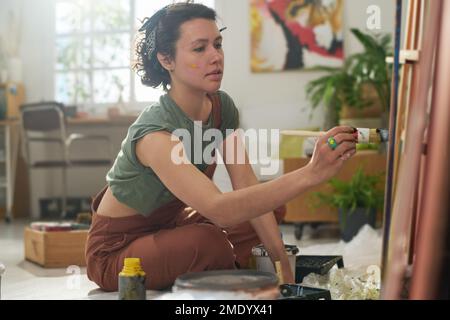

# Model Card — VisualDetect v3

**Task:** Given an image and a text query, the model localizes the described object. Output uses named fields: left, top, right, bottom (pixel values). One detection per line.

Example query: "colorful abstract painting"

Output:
left=251, top=0, right=344, bottom=72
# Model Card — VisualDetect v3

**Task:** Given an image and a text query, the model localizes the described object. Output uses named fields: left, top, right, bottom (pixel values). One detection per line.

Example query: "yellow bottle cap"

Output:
left=119, top=258, right=146, bottom=277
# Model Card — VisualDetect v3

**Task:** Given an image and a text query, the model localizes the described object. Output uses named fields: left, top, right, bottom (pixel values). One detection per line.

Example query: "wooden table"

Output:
left=283, top=151, right=387, bottom=239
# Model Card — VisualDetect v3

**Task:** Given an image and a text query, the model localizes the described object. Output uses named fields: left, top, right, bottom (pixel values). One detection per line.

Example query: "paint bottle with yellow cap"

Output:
left=118, top=258, right=146, bottom=300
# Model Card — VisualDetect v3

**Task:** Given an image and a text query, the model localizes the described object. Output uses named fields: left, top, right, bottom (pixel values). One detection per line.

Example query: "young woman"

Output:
left=85, top=2, right=357, bottom=291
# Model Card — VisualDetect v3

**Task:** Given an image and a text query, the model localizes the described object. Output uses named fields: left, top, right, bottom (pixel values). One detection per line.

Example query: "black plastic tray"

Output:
left=295, top=255, right=344, bottom=283
left=279, top=284, right=331, bottom=300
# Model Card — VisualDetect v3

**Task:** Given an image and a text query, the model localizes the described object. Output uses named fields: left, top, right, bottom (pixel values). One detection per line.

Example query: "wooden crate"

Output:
left=24, top=227, right=88, bottom=268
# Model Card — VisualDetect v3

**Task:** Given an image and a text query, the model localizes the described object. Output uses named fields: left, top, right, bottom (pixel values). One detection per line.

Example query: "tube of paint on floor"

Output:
left=252, top=244, right=298, bottom=282
left=118, top=258, right=146, bottom=300
left=275, top=261, right=284, bottom=284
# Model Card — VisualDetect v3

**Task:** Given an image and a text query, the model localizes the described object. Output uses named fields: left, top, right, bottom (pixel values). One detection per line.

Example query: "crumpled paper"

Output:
left=299, top=225, right=382, bottom=300
left=302, top=266, right=380, bottom=300
left=299, top=224, right=383, bottom=268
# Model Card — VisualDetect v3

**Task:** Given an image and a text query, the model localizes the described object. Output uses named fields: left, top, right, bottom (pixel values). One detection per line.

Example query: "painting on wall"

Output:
left=251, top=0, right=344, bottom=73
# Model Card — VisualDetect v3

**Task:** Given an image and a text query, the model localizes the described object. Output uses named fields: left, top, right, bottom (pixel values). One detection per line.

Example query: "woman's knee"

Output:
left=190, top=223, right=236, bottom=268
left=86, top=258, right=118, bottom=292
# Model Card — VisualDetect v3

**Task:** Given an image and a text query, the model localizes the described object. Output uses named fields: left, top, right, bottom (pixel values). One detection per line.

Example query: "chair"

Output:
left=20, top=102, right=113, bottom=219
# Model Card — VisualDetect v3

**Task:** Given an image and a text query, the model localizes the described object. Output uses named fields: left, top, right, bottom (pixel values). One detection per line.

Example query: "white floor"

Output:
left=0, top=219, right=378, bottom=300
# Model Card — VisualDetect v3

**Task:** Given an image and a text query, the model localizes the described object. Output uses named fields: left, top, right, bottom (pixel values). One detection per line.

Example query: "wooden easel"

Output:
left=409, top=0, right=450, bottom=298
left=392, top=1, right=426, bottom=268
left=392, top=0, right=423, bottom=193
left=382, top=0, right=448, bottom=299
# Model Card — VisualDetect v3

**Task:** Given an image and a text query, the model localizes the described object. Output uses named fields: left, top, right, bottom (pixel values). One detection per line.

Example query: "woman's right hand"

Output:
left=305, top=126, right=357, bottom=185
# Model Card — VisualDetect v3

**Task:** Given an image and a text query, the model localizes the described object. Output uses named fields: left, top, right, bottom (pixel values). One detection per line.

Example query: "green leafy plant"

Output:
left=306, top=28, right=393, bottom=126
left=312, top=167, right=385, bottom=229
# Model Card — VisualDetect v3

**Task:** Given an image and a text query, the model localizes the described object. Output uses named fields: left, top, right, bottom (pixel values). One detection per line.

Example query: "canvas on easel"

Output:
left=382, top=0, right=449, bottom=299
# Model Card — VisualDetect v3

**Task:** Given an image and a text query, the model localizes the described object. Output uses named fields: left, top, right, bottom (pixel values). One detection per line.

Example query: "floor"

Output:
left=0, top=218, right=379, bottom=300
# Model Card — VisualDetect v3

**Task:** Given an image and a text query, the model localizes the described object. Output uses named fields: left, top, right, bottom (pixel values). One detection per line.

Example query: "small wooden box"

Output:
left=24, top=227, right=88, bottom=268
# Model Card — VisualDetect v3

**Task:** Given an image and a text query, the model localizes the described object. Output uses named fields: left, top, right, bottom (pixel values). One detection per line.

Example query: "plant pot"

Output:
left=338, top=207, right=376, bottom=242
left=340, top=83, right=384, bottom=120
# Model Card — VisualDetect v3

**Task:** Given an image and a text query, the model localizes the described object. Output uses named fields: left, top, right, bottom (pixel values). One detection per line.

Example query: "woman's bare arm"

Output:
left=218, top=130, right=294, bottom=281
left=135, top=126, right=356, bottom=228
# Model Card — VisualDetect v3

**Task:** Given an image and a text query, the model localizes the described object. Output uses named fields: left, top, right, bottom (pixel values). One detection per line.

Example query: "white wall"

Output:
left=217, top=0, right=395, bottom=131
left=0, top=0, right=396, bottom=216
left=213, top=0, right=396, bottom=190
left=0, top=0, right=55, bottom=100
left=1, top=0, right=397, bottom=123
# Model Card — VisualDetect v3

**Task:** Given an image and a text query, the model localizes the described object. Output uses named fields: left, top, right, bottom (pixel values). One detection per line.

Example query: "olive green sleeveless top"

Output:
left=106, top=90, right=239, bottom=216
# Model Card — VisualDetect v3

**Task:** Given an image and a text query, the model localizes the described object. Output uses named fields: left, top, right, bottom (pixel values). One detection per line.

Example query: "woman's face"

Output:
left=166, top=18, right=224, bottom=94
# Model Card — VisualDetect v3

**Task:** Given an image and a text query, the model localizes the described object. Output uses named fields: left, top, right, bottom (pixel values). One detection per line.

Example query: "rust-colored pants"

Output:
left=85, top=167, right=285, bottom=291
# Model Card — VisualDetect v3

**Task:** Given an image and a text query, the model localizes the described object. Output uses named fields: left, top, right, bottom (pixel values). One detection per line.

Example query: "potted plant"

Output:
left=306, top=29, right=393, bottom=129
left=312, top=167, right=385, bottom=242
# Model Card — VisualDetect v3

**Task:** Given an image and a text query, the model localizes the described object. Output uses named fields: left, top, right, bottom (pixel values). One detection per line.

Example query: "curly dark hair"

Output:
left=133, top=2, right=217, bottom=92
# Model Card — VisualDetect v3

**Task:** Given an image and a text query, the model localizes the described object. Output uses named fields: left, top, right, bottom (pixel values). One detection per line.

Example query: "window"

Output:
left=54, top=0, right=215, bottom=113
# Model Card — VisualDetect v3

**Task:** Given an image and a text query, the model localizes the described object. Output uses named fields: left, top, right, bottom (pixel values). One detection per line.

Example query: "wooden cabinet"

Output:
left=0, top=83, right=26, bottom=221
left=283, top=151, right=387, bottom=225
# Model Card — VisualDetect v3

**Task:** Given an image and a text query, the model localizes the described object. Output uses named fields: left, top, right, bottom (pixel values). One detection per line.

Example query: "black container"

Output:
left=279, top=284, right=331, bottom=300
left=295, top=255, right=344, bottom=283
